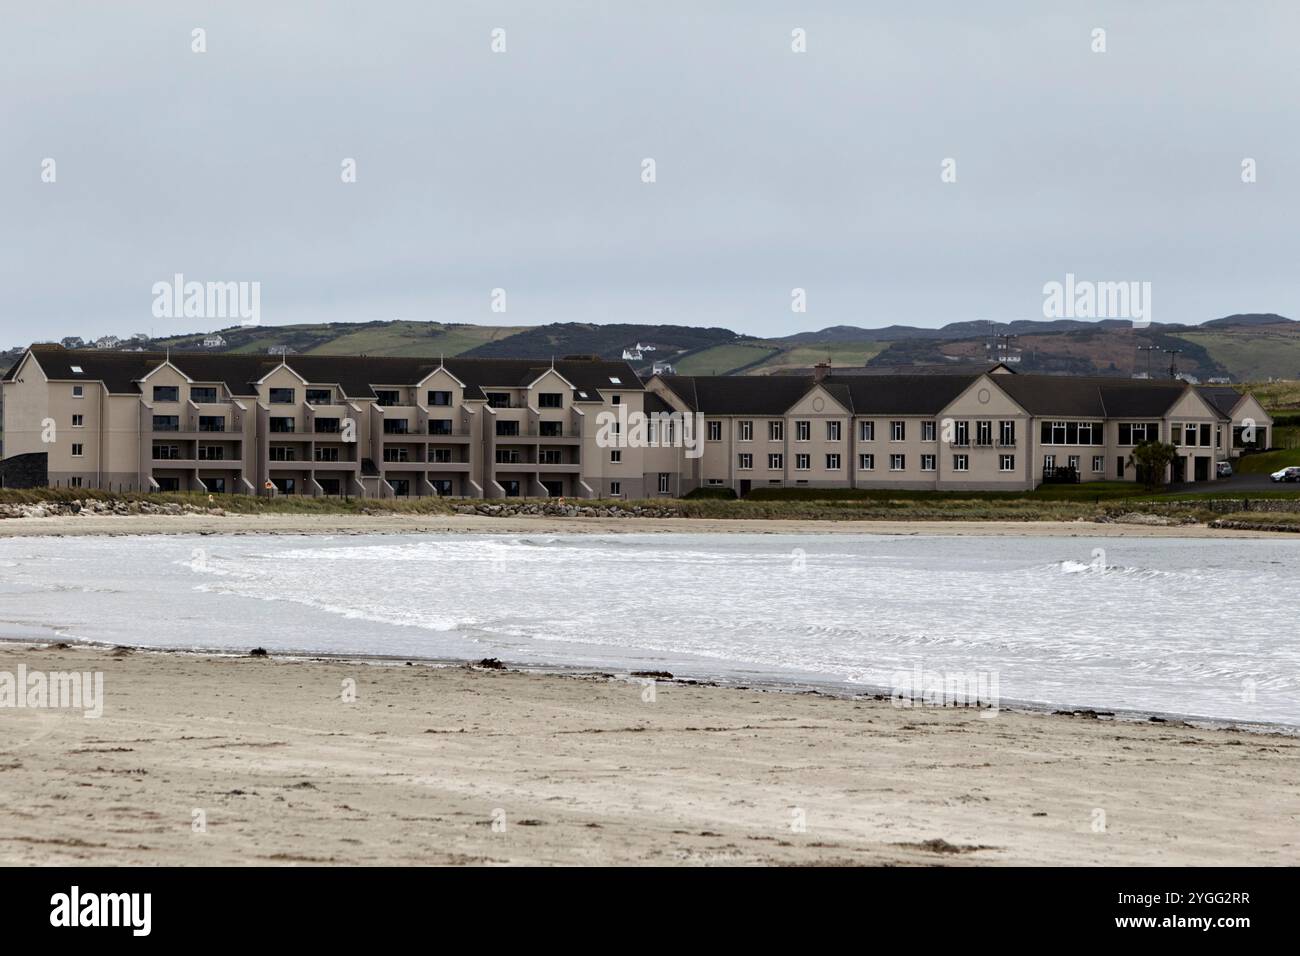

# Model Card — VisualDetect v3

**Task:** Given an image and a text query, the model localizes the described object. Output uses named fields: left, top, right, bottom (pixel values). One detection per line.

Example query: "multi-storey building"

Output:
left=648, top=365, right=1272, bottom=494
left=0, top=345, right=648, bottom=498
left=1, top=345, right=1274, bottom=496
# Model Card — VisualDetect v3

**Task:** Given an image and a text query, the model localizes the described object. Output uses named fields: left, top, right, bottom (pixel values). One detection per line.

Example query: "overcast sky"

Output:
left=3, top=1, right=1298, bottom=346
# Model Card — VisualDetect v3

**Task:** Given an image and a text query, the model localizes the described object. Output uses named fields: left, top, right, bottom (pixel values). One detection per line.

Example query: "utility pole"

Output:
left=1136, top=344, right=1158, bottom=378
left=994, top=333, right=1018, bottom=364
left=1163, top=347, right=1183, bottom=380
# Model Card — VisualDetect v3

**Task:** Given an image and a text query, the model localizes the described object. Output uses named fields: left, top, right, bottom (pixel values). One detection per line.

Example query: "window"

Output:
left=999, top=420, right=1016, bottom=446
left=975, top=421, right=993, bottom=447
left=374, top=390, right=401, bottom=407
left=487, top=392, right=511, bottom=409
left=539, top=421, right=563, bottom=437
left=610, top=450, right=622, bottom=463
left=768, top=421, right=784, bottom=441
left=796, top=421, right=810, bottom=441
left=1041, top=421, right=1103, bottom=445
left=152, top=415, right=179, bottom=431
left=496, top=421, right=519, bottom=437
left=611, top=394, right=620, bottom=405
left=707, top=478, right=725, bottom=486
left=428, top=390, right=452, bottom=407
left=1185, top=423, right=1198, bottom=446
left=191, top=387, right=219, bottom=404
left=1199, top=424, right=1211, bottom=447
left=389, top=479, right=411, bottom=498
left=826, top=453, right=841, bottom=470
left=70, top=476, right=83, bottom=488
left=305, top=388, right=331, bottom=405
left=920, top=454, right=936, bottom=471
left=1068, top=455, right=1080, bottom=471
left=199, top=446, right=226, bottom=461
left=72, top=385, right=84, bottom=398
left=952, top=421, right=969, bottom=446
left=953, top=454, right=969, bottom=472
left=1043, top=454, right=1055, bottom=470
left=70, top=366, right=83, bottom=375
left=156, top=477, right=180, bottom=492
left=921, top=421, right=936, bottom=442
left=608, top=376, right=622, bottom=385
left=890, top=454, right=905, bottom=471
left=198, top=416, right=225, bottom=432
left=609, top=481, right=621, bottom=496
left=269, top=417, right=294, bottom=433
left=152, top=444, right=178, bottom=460
left=206, top=478, right=226, bottom=494
left=1118, top=422, right=1159, bottom=445
left=271, top=478, right=296, bottom=494
left=1001, top=454, right=1015, bottom=472
left=795, top=453, right=811, bottom=471
left=269, top=388, right=295, bottom=405
left=1092, top=455, right=1104, bottom=473
left=269, top=446, right=297, bottom=462
left=768, top=453, right=783, bottom=469
left=71, top=414, right=84, bottom=427
left=429, top=419, right=453, bottom=436
left=890, top=421, right=905, bottom=442
left=315, top=417, right=340, bottom=434
left=738, top=420, right=753, bottom=442
left=383, top=448, right=411, bottom=463
left=738, top=453, right=753, bottom=470
left=1215, top=426, right=1222, bottom=448
left=538, top=393, right=563, bottom=409
left=383, top=419, right=410, bottom=435
left=658, top=473, right=670, bottom=494
left=153, top=385, right=179, bottom=402
left=539, top=449, right=563, bottom=465
left=860, top=421, right=875, bottom=441
left=859, top=453, right=874, bottom=470
left=707, top=421, right=722, bottom=441
left=826, top=421, right=841, bottom=441
left=431, top=448, right=454, bottom=464
left=315, top=447, right=340, bottom=462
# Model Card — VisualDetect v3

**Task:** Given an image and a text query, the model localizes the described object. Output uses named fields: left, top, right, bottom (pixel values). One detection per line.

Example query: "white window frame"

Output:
left=826, top=453, right=841, bottom=470
left=920, top=454, right=936, bottom=472
left=1000, top=454, right=1015, bottom=472
left=953, top=454, right=969, bottom=472
left=859, top=453, right=874, bottom=470
left=859, top=421, right=875, bottom=441
left=795, top=453, right=811, bottom=471
left=890, top=454, right=905, bottom=471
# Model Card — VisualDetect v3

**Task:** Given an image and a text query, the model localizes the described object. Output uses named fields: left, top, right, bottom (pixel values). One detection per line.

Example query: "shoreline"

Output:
left=0, top=511, right=1294, bottom=538
left=2, top=642, right=1296, bottom=866
left=4, top=637, right=1292, bottom=737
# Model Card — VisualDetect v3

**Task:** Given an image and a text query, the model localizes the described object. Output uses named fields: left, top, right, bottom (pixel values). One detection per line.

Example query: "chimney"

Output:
left=813, top=361, right=831, bottom=383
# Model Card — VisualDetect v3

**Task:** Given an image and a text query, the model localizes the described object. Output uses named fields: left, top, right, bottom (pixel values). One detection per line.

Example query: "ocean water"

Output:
left=0, top=532, right=1297, bottom=725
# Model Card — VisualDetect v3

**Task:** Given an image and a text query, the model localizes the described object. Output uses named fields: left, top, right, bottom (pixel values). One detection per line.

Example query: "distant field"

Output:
left=1180, top=330, right=1300, bottom=382
left=672, top=343, right=779, bottom=375
left=309, top=321, right=524, bottom=357
left=1245, top=379, right=1300, bottom=411
left=750, top=342, right=887, bottom=374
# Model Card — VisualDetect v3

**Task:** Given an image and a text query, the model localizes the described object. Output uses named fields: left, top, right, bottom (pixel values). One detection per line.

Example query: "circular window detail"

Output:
left=812, top=397, right=825, bottom=412
left=977, top=388, right=991, bottom=405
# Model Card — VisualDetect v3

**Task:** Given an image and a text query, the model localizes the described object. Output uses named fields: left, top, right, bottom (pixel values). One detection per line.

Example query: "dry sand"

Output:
left=1, top=644, right=1296, bottom=866
left=0, top=511, right=1288, bottom=538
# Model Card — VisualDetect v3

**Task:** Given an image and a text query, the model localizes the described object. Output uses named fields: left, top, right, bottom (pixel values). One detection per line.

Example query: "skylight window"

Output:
left=608, top=376, right=621, bottom=384
left=70, top=365, right=83, bottom=374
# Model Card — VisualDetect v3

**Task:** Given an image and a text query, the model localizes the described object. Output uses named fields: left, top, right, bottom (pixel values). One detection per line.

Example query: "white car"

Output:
left=1270, top=466, right=1300, bottom=483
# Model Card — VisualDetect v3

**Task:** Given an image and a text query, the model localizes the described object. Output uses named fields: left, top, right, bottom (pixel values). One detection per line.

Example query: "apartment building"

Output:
left=1, top=345, right=1274, bottom=497
left=0, top=345, right=648, bottom=498
left=647, top=366, right=1272, bottom=494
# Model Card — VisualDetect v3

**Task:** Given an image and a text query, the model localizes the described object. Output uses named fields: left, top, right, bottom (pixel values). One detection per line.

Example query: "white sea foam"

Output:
left=1, top=532, right=1297, bottom=724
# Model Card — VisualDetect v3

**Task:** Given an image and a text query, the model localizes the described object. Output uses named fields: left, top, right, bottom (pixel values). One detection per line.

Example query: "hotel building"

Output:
left=1, top=345, right=1273, bottom=497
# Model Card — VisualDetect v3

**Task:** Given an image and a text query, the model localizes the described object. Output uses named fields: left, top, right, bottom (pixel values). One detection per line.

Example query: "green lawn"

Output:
left=310, top=321, right=524, bottom=357
left=1235, top=448, right=1300, bottom=474
left=751, top=342, right=888, bottom=374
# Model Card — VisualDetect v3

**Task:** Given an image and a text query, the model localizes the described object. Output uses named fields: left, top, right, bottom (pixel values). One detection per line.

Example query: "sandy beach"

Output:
left=0, top=511, right=1290, bottom=538
left=1, top=643, right=1296, bottom=866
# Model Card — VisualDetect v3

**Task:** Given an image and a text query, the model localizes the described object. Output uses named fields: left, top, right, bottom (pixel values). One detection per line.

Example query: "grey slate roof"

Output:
left=7, top=345, right=644, bottom=400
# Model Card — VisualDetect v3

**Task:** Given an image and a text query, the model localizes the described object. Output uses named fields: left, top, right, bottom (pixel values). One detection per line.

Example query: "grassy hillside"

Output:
left=673, top=342, right=779, bottom=375
left=749, top=342, right=888, bottom=374
left=1179, top=326, right=1300, bottom=381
